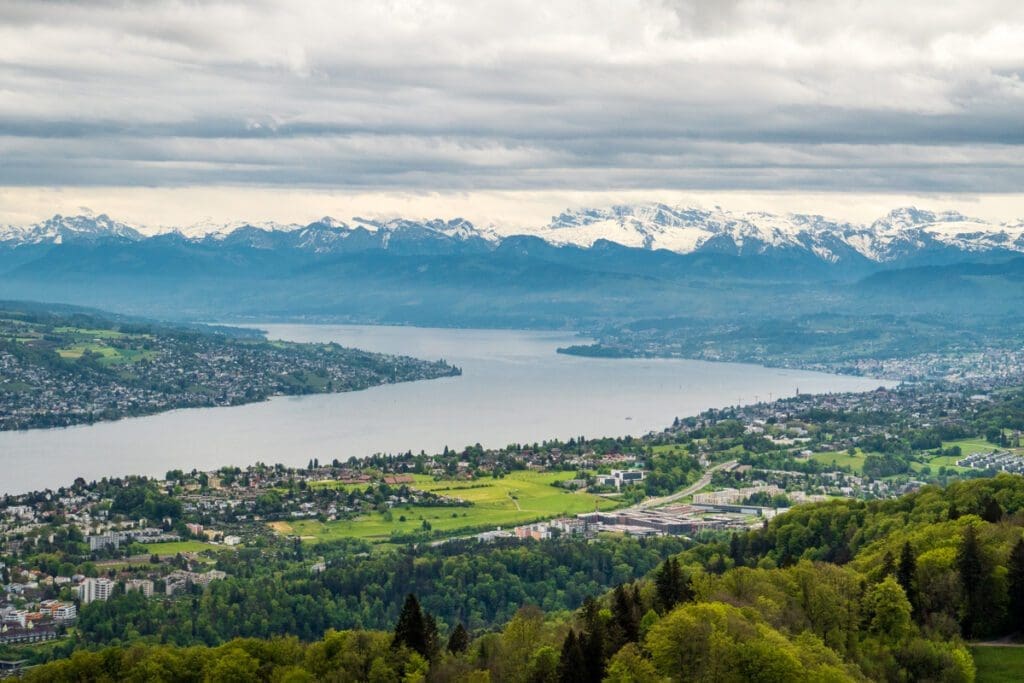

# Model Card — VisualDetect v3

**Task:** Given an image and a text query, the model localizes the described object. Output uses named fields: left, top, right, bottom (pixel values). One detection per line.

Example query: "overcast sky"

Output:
left=1, top=0, right=1023, bottom=227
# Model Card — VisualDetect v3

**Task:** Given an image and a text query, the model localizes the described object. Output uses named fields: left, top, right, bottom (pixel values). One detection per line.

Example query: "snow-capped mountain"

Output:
left=3, top=204, right=1023, bottom=265
left=195, top=216, right=499, bottom=254
left=520, top=204, right=1024, bottom=264
left=0, top=213, right=143, bottom=245
left=173, top=218, right=302, bottom=239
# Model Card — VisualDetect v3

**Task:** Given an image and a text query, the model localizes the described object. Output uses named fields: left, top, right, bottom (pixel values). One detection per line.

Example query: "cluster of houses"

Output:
left=164, top=570, right=227, bottom=596
left=82, top=521, right=242, bottom=553
left=0, top=319, right=460, bottom=431
left=70, top=569, right=227, bottom=603
left=0, top=552, right=230, bottom=654
left=87, top=526, right=182, bottom=551
left=0, top=598, right=76, bottom=645
left=512, top=517, right=590, bottom=541
left=817, top=348, right=1024, bottom=383
left=957, top=450, right=1024, bottom=473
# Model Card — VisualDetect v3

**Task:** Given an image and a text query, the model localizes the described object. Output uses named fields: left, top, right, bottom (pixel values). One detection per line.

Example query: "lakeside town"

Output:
left=0, top=309, right=459, bottom=431
left=563, top=317, right=1024, bottom=383
left=5, top=375, right=1024, bottom=669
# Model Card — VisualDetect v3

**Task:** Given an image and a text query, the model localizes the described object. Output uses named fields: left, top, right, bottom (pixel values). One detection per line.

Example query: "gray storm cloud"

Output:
left=0, top=0, right=1022, bottom=191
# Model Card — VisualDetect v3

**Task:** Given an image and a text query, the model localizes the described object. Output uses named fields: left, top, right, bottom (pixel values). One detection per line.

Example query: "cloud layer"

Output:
left=1, top=0, right=1023, bottom=193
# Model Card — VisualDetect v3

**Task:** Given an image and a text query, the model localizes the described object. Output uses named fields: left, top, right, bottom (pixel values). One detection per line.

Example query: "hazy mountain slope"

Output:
left=2, top=204, right=1023, bottom=328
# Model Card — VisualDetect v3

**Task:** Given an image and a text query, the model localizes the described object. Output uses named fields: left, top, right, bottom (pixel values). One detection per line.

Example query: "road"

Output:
left=629, top=459, right=738, bottom=510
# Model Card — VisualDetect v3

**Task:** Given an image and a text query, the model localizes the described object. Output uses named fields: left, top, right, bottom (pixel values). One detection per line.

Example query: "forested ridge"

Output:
left=23, top=475, right=1024, bottom=681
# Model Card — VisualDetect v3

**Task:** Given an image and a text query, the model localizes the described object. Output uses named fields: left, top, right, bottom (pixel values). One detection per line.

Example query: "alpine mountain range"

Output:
left=3, top=204, right=1024, bottom=266
left=2, top=203, right=1023, bottom=327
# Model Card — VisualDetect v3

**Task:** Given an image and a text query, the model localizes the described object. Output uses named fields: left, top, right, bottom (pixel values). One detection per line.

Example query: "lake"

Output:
left=0, top=324, right=890, bottom=494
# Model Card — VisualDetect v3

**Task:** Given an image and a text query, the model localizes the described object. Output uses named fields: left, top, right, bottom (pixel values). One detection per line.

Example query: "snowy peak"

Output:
left=199, top=215, right=500, bottom=254
left=0, top=213, right=144, bottom=245
left=3, top=206, right=1024, bottom=265
left=531, top=204, right=827, bottom=256
left=531, top=203, right=1024, bottom=263
left=540, top=204, right=718, bottom=252
left=175, top=218, right=302, bottom=238
left=349, top=216, right=497, bottom=241
left=314, top=216, right=347, bottom=230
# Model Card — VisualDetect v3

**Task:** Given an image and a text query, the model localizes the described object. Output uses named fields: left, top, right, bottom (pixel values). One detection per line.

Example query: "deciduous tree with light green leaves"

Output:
left=863, top=577, right=913, bottom=643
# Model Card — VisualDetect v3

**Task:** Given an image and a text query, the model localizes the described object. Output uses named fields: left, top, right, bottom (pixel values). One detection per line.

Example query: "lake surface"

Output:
left=0, top=324, right=890, bottom=494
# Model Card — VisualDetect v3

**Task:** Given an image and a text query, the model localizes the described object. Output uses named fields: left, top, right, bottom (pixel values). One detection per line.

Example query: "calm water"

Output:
left=0, top=324, right=889, bottom=494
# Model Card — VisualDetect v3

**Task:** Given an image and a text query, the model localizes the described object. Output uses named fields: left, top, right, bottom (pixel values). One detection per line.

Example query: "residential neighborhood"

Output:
left=0, top=310, right=460, bottom=431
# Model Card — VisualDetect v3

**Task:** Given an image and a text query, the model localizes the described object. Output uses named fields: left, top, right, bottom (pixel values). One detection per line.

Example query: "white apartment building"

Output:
left=78, top=577, right=115, bottom=604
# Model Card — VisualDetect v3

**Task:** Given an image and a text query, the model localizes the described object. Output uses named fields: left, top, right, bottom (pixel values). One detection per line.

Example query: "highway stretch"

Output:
left=630, top=459, right=739, bottom=510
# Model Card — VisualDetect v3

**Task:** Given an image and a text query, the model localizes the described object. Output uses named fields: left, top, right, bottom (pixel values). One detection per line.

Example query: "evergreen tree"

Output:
left=957, top=525, right=985, bottom=639
left=631, top=583, right=644, bottom=616
left=983, top=497, right=1004, bottom=523
left=655, top=557, right=684, bottom=613
left=729, top=533, right=744, bottom=566
left=896, top=541, right=918, bottom=617
left=880, top=550, right=896, bottom=578
left=393, top=593, right=428, bottom=657
left=424, top=611, right=439, bottom=659
left=948, top=502, right=960, bottom=520
left=611, top=583, right=639, bottom=645
left=1008, top=539, right=1024, bottom=634
left=447, top=623, right=470, bottom=654
left=557, top=630, right=586, bottom=683
left=579, top=597, right=605, bottom=682
left=680, top=569, right=695, bottom=603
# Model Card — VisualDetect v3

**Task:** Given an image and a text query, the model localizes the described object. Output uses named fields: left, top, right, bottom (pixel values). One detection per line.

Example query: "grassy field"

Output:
left=278, top=471, right=618, bottom=544
left=143, top=540, right=224, bottom=554
left=56, top=342, right=157, bottom=366
left=920, top=454, right=970, bottom=471
left=809, top=444, right=984, bottom=474
left=809, top=448, right=867, bottom=473
left=46, top=325, right=159, bottom=366
left=934, top=437, right=1019, bottom=472
left=942, top=437, right=1007, bottom=456
left=972, top=646, right=1024, bottom=682
left=57, top=343, right=121, bottom=360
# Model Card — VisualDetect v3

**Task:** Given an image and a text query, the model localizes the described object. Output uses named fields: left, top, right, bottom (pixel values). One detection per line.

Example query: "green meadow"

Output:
left=278, top=470, right=618, bottom=543
left=141, top=540, right=224, bottom=555
left=972, top=646, right=1024, bottom=683
left=942, top=437, right=1009, bottom=457
left=809, top=448, right=868, bottom=473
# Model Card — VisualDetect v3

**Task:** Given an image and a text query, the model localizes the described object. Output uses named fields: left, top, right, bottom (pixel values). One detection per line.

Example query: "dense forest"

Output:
left=31, top=536, right=687, bottom=653
left=24, top=475, right=1024, bottom=681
